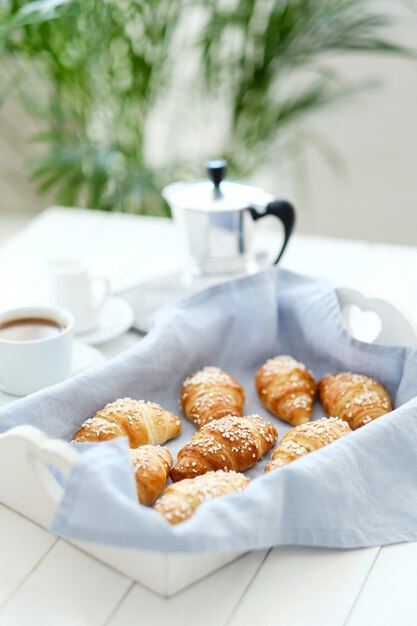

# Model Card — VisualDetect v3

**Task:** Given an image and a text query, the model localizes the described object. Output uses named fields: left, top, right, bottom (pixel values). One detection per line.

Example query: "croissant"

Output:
left=265, top=417, right=352, bottom=472
left=130, top=445, right=173, bottom=506
left=72, top=397, right=181, bottom=447
left=319, top=372, right=392, bottom=430
left=180, top=366, right=245, bottom=428
left=154, top=470, right=250, bottom=524
left=255, top=355, right=317, bottom=426
left=170, top=414, right=277, bottom=482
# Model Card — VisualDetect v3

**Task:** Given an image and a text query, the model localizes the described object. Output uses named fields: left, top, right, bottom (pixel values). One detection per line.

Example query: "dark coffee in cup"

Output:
left=0, top=317, right=64, bottom=342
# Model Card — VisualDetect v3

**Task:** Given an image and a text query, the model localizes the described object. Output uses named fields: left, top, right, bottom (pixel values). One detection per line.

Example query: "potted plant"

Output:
left=0, top=0, right=412, bottom=215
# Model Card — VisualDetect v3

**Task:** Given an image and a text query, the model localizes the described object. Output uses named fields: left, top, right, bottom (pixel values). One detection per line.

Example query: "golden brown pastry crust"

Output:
left=72, top=398, right=181, bottom=447
left=130, top=445, right=173, bottom=506
left=255, top=355, right=317, bottom=426
left=154, top=470, right=249, bottom=524
left=319, top=372, right=392, bottom=430
left=180, top=366, right=245, bottom=428
left=265, top=416, right=351, bottom=472
left=170, top=414, right=277, bottom=482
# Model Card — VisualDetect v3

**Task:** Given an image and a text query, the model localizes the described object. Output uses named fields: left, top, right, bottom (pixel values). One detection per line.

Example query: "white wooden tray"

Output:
left=0, top=287, right=416, bottom=597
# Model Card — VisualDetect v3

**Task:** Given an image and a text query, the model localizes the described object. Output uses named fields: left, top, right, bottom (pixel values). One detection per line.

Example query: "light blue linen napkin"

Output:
left=1, top=268, right=417, bottom=552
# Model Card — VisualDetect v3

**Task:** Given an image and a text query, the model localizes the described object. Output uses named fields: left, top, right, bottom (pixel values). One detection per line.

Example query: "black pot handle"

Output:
left=249, top=200, right=295, bottom=265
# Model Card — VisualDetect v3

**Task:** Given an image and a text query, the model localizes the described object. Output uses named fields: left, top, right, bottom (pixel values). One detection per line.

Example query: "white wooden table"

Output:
left=0, top=211, right=417, bottom=626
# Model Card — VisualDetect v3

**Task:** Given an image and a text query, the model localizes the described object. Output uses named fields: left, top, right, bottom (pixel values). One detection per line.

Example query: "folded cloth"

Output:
left=1, top=268, right=417, bottom=553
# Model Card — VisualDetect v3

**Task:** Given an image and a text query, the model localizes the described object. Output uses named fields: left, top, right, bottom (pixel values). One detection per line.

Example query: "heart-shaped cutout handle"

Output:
left=345, top=304, right=382, bottom=343
left=337, top=287, right=417, bottom=347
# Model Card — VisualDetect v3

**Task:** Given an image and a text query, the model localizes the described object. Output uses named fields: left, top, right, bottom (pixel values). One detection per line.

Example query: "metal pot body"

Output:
left=170, top=201, right=269, bottom=276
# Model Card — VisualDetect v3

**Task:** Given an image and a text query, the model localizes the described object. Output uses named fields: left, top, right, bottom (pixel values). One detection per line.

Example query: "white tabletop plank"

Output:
left=108, top=550, right=267, bottom=626
left=0, top=207, right=375, bottom=314
left=282, top=235, right=371, bottom=291
left=228, top=546, right=380, bottom=626
left=346, top=542, right=417, bottom=626
left=0, top=505, right=56, bottom=608
left=0, top=539, right=132, bottom=626
left=356, top=242, right=417, bottom=318
left=0, top=207, right=185, bottom=305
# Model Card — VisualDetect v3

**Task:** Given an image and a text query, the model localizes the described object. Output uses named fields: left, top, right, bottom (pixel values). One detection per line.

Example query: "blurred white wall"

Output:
left=0, top=10, right=416, bottom=245
left=258, top=12, right=417, bottom=245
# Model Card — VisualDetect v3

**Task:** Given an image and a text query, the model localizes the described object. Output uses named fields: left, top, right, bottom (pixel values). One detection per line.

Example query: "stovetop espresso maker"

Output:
left=163, top=160, right=295, bottom=279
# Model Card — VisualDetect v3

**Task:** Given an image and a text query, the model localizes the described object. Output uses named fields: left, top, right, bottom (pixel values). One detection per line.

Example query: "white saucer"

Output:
left=76, top=296, right=134, bottom=345
left=0, top=340, right=105, bottom=407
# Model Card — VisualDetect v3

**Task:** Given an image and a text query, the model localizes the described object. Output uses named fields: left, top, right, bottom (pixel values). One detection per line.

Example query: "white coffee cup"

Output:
left=0, top=306, right=74, bottom=396
left=47, top=259, right=109, bottom=334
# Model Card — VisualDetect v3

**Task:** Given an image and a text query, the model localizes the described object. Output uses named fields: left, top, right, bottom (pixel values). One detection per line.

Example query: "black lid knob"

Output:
left=206, top=159, right=227, bottom=189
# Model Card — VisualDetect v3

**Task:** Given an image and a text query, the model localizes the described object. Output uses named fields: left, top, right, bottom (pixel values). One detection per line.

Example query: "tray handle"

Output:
left=336, top=287, right=417, bottom=348
left=0, top=425, right=78, bottom=528
left=31, top=436, right=78, bottom=504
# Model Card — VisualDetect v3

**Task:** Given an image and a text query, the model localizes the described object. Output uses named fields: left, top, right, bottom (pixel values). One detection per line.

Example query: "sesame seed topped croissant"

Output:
left=319, top=372, right=392, bottom=429
left=256, top=355, right=317, bottom=426
left=265, top=416, right=352, bottom=472
left=170, top=414, right=277, bottom=482
left=180, top=366, right=245, bottom=428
